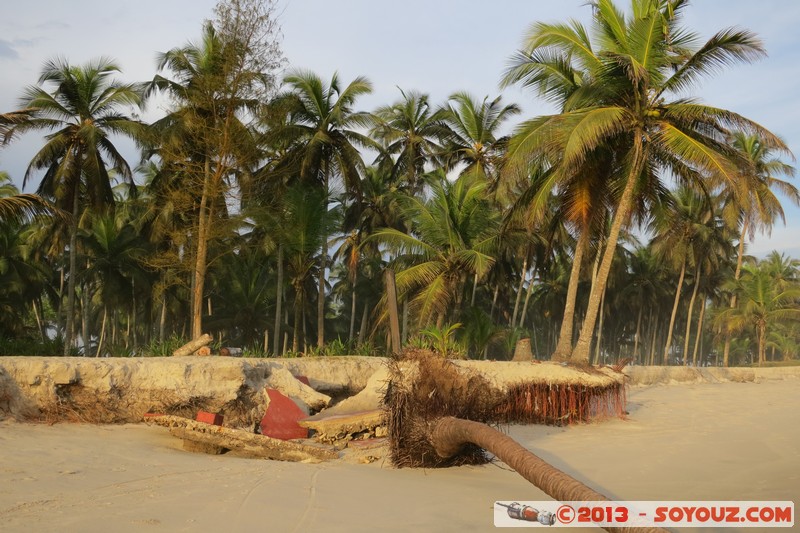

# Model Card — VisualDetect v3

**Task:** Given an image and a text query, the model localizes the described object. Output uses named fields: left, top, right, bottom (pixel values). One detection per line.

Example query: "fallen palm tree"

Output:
left=384, top=349, right=664, bottom=533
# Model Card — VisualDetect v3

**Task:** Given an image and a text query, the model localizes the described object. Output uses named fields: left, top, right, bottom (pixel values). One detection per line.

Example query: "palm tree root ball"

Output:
left=383, top=350, right=662, bottom=533
left=384, top=349, right=627, bottom=467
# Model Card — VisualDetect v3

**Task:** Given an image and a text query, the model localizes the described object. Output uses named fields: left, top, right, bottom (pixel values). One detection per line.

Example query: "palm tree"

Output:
left=4, top=58, right=143, bottom=354
left=762, top=251, right=800, bottom=288
left=371, top=89, right=448, bottom=193
left=336, top=165, right=407, bottom=344
left=281, top=185, right=327, bottom=352
left=503, top=0, right=784, bottom=363
left=650, top=187, right=714, bottom=364
left=273, top=70, right=374, bottom=347
left=206, top=248, right=274, bottom=349
left=80, top=211, right=150, bottom=355
left=371, top=171, right=498, bottom=329
left=717, top=261, right=800, bottom=366
left=767, top=327, right=799, bottom=362
left=0, top=172, right=55, bottom=225
left=440, top=92, right=520, bottom=191
left=0, top=218, right=54, bottom=340
left=719, top=134, right=798, bottom=365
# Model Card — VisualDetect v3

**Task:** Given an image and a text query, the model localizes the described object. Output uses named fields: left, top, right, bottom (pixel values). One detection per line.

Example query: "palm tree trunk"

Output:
left=317, top=239, right=327, bottom=347
left=633, top=304, right=643, bottom=363
left=593, top=286, right=606, bottom=364
left=552, top=228, right=589, bottom=361
left=662, top=258, right=686, bottom=366
left=757, top=323, right=766, bottom=366
left=273, top=243, right=284, bottom=356
left=159, top=296, right=167, bottom=342
left=401, top=300, right=408, bottom=345
left=682, top=264, right=701, bottom=365
left=317, top=168, right=329, bottom=348
left=430, top=417, right=665, bottom=533
left=64, top=183, right=80, bottom=356
left=293, top=290, right=302, bottom=353
left=692, top=296, right=706, bottom=366
left=572, top=141, right=644, bottom=363
left=489, top=284, right=499, bottom=319
left=81, top=279, right=89, bottom=356
left=57, top=268, right=65, bottom=340
left=723, top=220, right=749, bottom=367
left=191, top=158, right=212, bottom=340
left=519, top=271, right=536, bottom=329
left=510, top=257, right=528, bottom=327
left=95, top=306, right=108, bottom=358
left=645, top=308, right=654, bottom=365
left=358, top=302, right=369, bottom=345
left=470, top=273, right=479, bottom=307
left=131, top=280, right=137, bottom=349
left=349, top=277, right=358, bottom=343
left=32, top=300, right=45, bottom=342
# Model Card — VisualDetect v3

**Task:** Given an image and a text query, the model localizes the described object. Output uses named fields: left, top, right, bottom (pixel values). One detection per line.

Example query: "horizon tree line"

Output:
left=1, top=0, right=798, bottom=366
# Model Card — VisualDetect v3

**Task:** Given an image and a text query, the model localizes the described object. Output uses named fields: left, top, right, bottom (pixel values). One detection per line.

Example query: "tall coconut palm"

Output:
left=281, top=184, right=327, bottom=352
left=501, top=10, right=661, bottom=362
left=4, top=58, right=143, bottom=353
left=719, top=132, right=797, bottom=366
left=440, top=92, right=520, bottom=190
left=650, top=187, right=714, bottom=364
left=371, top=171, right=498, bottom=329
left=0, top=219, right=54, bottom=339
left=620, top=244, right=670, bottom=363
left=371, top=89, right=448, bottom=194
left=503, top=0, right=784, bottom=363
left=273, top=70, right=374, bottom=347
left=80, top=211, right=150, bottom=355
left=337, top=165, right=407, bottom=343
left=717, top=261, right=800, bottom=366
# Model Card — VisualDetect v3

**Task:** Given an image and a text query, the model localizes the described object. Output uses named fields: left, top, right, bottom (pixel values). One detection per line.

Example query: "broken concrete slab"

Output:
left=264, top=366, right=331, bottom=414
left=299, top=409, right=385, bottom=443
left=313, top=365, right=389, bottom=417
left=146, top=414, right=337, bottom=463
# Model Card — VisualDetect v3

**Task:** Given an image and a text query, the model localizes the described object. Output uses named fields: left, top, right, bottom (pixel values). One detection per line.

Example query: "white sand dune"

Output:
left=1, top=379, right=797, bottom=533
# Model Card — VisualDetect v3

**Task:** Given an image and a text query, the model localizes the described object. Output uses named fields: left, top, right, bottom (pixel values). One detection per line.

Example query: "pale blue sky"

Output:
left=1, top=0, right=798, bottom=256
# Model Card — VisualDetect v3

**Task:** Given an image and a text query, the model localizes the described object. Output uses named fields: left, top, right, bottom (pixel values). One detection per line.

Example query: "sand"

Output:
left=1, top=379, right=798, bottom=533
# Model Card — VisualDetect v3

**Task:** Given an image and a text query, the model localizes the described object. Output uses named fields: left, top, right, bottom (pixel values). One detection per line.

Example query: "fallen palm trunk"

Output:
left=431, top=417, right=665, bottom=533
left=385, top=350, right=665, bottom=533
left=146, top=414, right=338, bottom=463
left=172, top=334, right=213, bottom=357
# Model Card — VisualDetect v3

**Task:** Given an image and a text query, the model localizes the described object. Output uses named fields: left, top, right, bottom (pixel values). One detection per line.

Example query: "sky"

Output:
left=1, top=0, right=798, bottom=257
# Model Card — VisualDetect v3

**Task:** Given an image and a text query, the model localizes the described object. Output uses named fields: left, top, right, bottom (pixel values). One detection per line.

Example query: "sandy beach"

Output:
left=1, top=379, right=798, bottom=532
